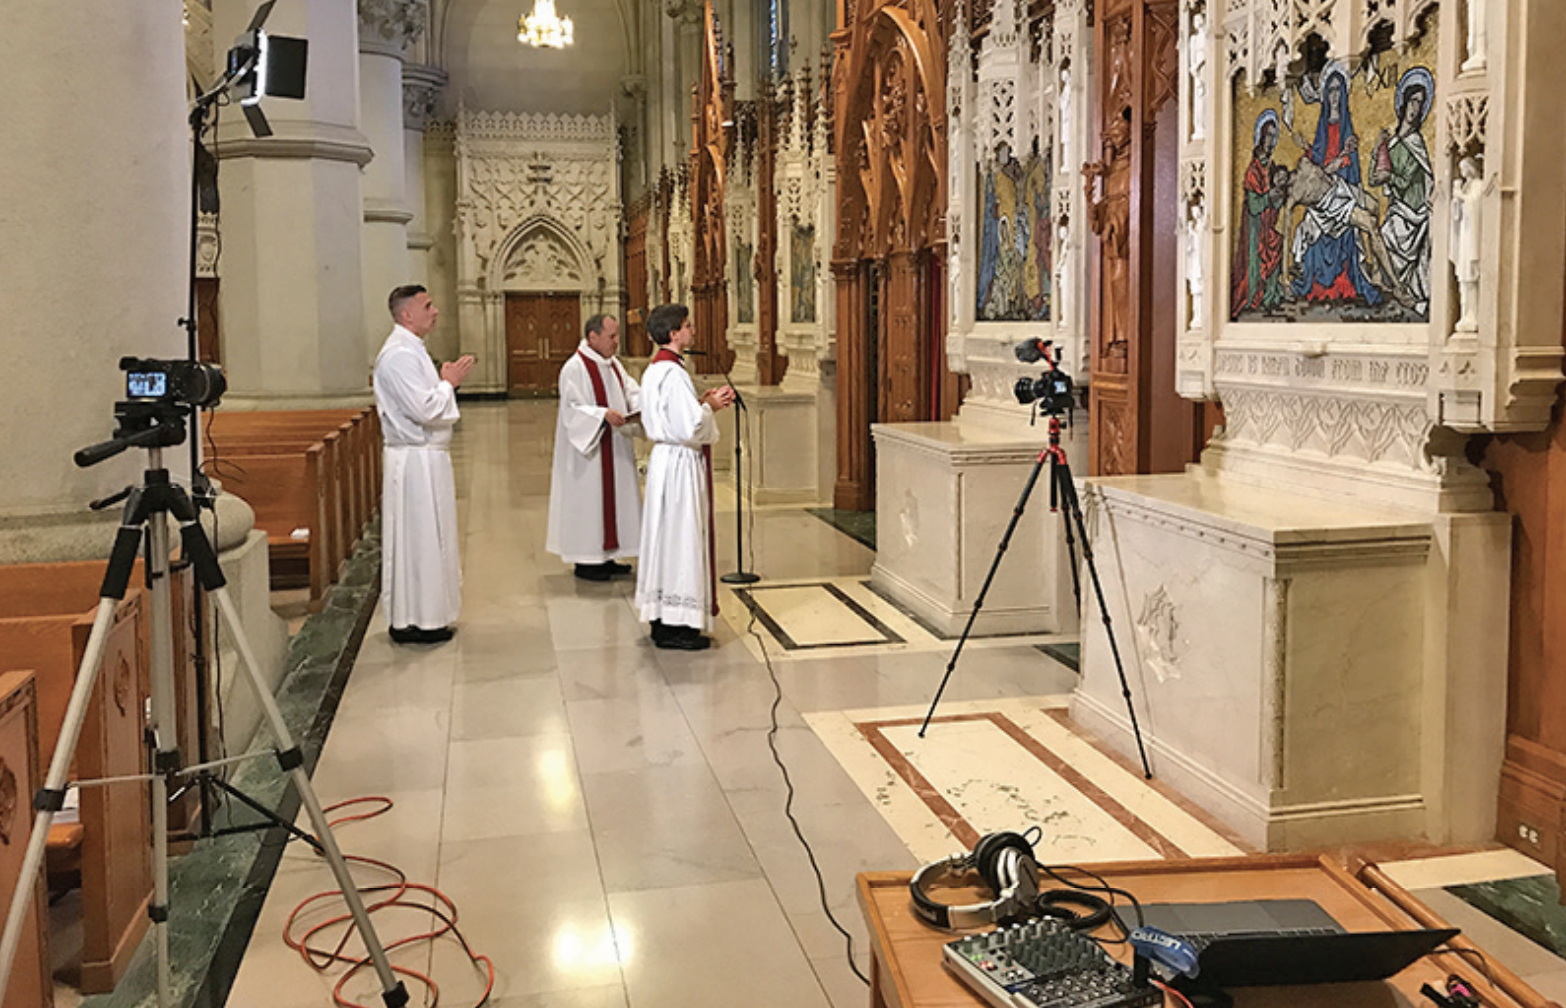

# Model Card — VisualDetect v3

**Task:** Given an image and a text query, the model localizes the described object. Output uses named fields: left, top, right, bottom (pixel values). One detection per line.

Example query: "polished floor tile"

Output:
left=218, top=400, right=1566, bottom=1008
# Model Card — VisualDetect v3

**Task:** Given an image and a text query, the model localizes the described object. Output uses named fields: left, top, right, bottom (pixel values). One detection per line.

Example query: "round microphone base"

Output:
left=720, top=571, right=761, bottom=585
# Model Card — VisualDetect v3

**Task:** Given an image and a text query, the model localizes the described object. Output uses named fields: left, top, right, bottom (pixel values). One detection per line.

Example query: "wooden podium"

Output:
left=857, top=854, right=1563, bottom=1008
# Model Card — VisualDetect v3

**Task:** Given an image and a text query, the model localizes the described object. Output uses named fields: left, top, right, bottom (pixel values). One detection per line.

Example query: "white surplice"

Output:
left=545, top=342, right=643, bottom=564
left=635, top=355, right=720, bottom=631
left=373, top=325, right=462, bottom=631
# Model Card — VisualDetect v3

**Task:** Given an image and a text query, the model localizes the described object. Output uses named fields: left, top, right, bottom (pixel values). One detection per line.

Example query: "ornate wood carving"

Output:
left=690, top=5, right=734, bottom=375
left=624, top=194, right=651, bottom=357
left=755, top=82, right=787, bottom=385
left=832, top=0, right=952, bottom=509
left=1088, top=0, right=1200, bottom=477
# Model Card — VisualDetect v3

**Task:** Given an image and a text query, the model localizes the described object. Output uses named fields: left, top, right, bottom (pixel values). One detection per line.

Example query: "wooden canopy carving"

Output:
left=690, top=3, right=734, bottom=374
left=831, top=0, right=954, bottom=509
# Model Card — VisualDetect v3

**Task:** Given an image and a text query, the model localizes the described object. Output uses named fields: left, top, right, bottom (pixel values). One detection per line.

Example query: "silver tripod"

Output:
left=0, top=440, right=409, bottom=1007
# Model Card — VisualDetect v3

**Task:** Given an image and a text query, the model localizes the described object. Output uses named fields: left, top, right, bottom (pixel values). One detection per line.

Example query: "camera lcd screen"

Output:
left=128, top=372, right=167, bottom=398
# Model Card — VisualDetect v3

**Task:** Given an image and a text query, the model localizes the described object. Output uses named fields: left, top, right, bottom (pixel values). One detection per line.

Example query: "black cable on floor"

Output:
left=747, top=595, right=872, bottom=987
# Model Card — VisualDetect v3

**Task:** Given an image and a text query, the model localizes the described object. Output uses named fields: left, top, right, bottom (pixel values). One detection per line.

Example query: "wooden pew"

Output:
left=212, top=444, right=331, bottom=605
left=202, top=408, right=382, bottom=603
left=203, top=407, right=380, bottom=523
left=0, top=670, right=52, bottom=1008
left=0, top=564, right=155, bottom=994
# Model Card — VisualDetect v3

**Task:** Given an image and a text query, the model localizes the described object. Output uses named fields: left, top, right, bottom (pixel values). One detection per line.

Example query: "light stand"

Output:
left=178, top=0, right=308, bottom=843
left=0, top=417, right=410, bottom=1007
left=917, top=411, right=1151, bottom=780
left=719, top=367, right=759, bottom=585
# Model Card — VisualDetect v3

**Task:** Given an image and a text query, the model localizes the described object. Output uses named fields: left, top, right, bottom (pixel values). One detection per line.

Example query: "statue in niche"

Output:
left=1186, top=198, right=1206, bottom=329
left=1056, top=218, right=1073, bottom=332
left=1463, top=0, right=1488, bottom=73
left=1058, top=63, right=1074, bottom=174
left=1275, top=43, right=1295, bottom=130
left=1187, top=11, right=1208, bottom=142
left=1085, top=106, right=1132, bottom=352
left=1369, top=68, right=1435, bottom=317
left=1450, top=156, right=1486, bottom=332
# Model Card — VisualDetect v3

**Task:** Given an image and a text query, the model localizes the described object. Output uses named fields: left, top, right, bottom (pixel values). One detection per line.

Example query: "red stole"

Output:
left=577, top=348, right=627, bottom=552
left=650, top=347, right=720, bottom=616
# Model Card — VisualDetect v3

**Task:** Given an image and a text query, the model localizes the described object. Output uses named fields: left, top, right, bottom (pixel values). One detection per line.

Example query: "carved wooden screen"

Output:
left=624, top=195, right=650, bottom=357
left=690, top=4, right=734, bottom=375
left=755, top=84, right=786, bottom=385
left=830, top=0, right=952, bottom=510
left=1086, top=0, right=1205, bottom=476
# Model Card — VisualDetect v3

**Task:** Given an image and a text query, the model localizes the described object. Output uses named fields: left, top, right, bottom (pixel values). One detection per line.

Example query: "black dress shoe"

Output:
left=605, top=560, right=633, bottom=576
left=650, top=619, right=672, bottom=642
left=390, top=625, right=455, bottom=644
left=654, top=629, right=711, bottom=651
left=574, top=563, right=612, bottom=582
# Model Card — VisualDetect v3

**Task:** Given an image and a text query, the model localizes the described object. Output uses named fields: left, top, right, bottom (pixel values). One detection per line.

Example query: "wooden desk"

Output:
left=858, top=854, right=1562, bottom=1008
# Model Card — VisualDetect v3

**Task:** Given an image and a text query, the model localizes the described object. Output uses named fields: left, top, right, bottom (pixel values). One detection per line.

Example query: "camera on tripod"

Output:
left=1012, top=339, right=1077, bottom=416
left=122, top=357, right=226, bottom=409
left=74, top=358, right=229, bottom=468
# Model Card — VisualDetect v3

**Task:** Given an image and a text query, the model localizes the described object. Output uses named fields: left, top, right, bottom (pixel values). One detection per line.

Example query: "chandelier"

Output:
left=517, top=0, right=574, bottom=48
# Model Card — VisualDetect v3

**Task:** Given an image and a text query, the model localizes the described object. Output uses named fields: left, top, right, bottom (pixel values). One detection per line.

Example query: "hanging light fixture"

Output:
left=518, top=0, right=574, bottom=48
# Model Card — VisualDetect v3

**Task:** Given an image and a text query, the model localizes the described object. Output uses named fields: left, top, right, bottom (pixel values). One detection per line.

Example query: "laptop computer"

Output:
left=1137, top=899, right=1460, bottom=988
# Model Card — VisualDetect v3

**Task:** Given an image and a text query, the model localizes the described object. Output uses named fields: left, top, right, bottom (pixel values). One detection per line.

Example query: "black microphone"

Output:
left=682, top=349, right=708, bottom=355
left=1014, top=339, right=1050, bottom=364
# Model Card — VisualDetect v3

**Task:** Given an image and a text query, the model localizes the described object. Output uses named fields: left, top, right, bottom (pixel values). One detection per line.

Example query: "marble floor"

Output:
left=218, top=399, right=1566, bottom=1008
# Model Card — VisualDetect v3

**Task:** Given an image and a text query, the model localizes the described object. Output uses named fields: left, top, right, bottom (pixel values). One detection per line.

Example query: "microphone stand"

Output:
left=717, top=365, right=759, bottom=585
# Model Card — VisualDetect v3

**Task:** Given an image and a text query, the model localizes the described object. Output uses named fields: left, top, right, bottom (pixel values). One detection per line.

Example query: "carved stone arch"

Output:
left=490, top=215, right=594, bottom=294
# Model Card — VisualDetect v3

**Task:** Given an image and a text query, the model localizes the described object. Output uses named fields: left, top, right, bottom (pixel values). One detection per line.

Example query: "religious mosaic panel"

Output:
left=976, top=144, right=1053, bottom=322
left=790, top=224, right=817, bottom=324
left=734, top=237, right=755, bottom=324
left=1229, top=26, right=1437, bottom=325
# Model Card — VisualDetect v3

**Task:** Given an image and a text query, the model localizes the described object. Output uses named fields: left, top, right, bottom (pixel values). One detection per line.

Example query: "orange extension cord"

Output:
left=280, top=797, right=496, bottom=1008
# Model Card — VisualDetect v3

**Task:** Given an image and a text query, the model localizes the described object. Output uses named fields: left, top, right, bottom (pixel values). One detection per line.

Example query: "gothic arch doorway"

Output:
left=493, top=218, right=594, bottom=396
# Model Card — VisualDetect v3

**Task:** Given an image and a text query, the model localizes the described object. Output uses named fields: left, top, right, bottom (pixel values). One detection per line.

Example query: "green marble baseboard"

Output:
left=1446, top=873, right=1566, bottom=959
left=806, top=507, right=876, bottom=550
left=1035, top=641, right=1081, bottom=672
left=81, top=522, right=381, bottom=1008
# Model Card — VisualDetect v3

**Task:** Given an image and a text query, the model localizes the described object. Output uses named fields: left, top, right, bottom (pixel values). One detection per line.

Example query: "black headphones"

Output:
left=909, top=829, right=1113, bottom=931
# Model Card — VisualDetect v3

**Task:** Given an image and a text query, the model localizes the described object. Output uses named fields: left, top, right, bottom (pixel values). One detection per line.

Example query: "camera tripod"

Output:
left=0, top=442, right=409, bottom=1008
left=917, top=413, right=1152, bottom=780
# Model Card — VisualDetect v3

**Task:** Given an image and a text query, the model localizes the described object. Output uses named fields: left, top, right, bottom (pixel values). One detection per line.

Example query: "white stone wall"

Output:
left=452, top=108, right=624, bottom=392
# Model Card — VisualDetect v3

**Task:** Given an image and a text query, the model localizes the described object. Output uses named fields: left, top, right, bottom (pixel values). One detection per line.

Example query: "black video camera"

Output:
left=1011, top=339, right=1077, bottom=416
left=122, top=357, right=227, bottom=409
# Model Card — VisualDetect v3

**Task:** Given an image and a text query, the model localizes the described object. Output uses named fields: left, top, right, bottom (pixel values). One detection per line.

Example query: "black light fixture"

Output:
left=225, top=0, right=309, bottom=138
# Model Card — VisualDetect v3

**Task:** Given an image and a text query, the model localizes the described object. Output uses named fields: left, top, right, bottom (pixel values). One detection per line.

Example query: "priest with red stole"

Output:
left=634, top=303, right=735, bottom=651
left=546, top=314, right=643, bottom=581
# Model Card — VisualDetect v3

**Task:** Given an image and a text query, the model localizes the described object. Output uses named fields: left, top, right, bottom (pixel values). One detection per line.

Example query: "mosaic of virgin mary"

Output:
left=1229, top=34, right=1436, bottom=325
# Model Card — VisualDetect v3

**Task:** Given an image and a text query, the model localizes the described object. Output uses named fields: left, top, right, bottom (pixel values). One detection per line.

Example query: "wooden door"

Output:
left=505, top=293, right=580, bottom=395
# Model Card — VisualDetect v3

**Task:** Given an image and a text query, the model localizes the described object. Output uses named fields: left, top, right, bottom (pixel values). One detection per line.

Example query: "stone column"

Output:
left=0, top=1, right=189, bottom=560
left=402, top=64, right=446, bottom=292
left=214, top=0, right=374, bottom=408
left=358, top=0, right=426, bottom=363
